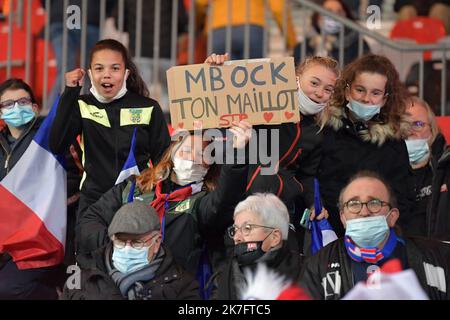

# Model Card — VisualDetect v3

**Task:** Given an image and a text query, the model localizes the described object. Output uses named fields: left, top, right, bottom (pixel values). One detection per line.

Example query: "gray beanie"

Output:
left=108, top=202, right=160, bottom=237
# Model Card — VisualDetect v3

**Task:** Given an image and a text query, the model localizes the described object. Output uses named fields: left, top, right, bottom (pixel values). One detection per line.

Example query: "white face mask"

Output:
left=297, top=86, right=326, bottom=116
left=88, top=69, right=130, bottom=103
left=172, top=156, right=208, bottom=186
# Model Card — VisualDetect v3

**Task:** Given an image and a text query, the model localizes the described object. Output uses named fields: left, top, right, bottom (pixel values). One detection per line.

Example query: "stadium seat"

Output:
left=437, top=117, right=450, bottom=144
left=390, top=17, right=447, bottom=60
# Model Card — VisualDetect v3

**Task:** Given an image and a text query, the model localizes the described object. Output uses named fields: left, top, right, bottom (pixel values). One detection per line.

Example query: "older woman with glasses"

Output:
left=403, top=96, right=449, bottom=239
left=210, top=193, right=304, bottom=300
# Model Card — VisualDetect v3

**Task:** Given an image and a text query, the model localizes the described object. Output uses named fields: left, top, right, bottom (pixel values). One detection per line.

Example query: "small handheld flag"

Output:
left=311, top=178, right=337, bottom=255
left=115, top=128, right=140, bottom=185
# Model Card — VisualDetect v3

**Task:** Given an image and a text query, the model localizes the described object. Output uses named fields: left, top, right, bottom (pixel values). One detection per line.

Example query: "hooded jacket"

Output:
left=317, top=104, right=415, bottom=236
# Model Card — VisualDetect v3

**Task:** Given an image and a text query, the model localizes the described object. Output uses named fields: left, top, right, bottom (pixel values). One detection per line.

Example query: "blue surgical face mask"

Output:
left=297, top=86, right=326, bottom=116
left=1, top=103, right=35, bottom=127
left=112, top=245, right=151, bottom=274
left=344, top=213, right=391, bottom=248
left=346, top=100, right=381, bottom=122
left=405, top=138, right=430, bottom=165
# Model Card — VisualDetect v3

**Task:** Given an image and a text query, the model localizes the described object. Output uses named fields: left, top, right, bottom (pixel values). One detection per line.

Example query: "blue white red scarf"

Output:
left=344, top=229, right=398, bottom=264
left=150, top=181, right=203, bottom=241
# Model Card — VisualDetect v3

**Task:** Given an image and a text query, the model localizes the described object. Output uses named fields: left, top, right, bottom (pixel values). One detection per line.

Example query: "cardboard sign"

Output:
left=167, top=57, right=300, bottom=130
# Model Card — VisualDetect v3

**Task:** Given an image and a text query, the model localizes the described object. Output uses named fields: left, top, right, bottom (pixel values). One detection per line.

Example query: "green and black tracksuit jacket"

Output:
left=49, top=86, right=171, bottom=214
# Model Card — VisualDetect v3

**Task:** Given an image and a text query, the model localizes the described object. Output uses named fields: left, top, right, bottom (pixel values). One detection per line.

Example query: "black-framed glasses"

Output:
left=343, top=199, right=391, bottom=215
left=410, top=121, right=430, bottom=132
left=227, top=223, right=275, bottom=239
left=0, top=97, right=32, bottom=110
left=112, top=234, right=156, bottom=249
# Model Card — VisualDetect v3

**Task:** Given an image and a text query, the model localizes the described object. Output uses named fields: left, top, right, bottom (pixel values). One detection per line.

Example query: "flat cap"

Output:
left=108, top=201, right=160, bottom=237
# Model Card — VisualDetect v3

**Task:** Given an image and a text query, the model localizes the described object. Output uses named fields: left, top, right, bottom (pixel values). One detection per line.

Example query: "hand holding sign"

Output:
left=229, top=120, right=252, bottom=149
left=205, top=53, right=230, bottom=65
left=167, top=57, right=300, bottom=130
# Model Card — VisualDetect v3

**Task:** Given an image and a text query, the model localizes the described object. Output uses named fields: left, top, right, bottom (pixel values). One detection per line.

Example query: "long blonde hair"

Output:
left=296, top=56, right=340, bottom=78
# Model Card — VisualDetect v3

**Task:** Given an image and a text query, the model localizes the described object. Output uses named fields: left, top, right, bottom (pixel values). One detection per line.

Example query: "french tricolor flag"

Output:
left=0, top=99, right=66, bottom=270
left=311, top=178, right=337, bottom=255
left=115, top=128, right=140, bottom=185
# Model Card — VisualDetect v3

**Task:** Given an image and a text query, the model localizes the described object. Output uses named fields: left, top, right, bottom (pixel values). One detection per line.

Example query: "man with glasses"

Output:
left=300, top=170, right=450, bottom=300
left=210, top=193, right=304, bottom=299
left=403, top=96, right=449, bottom=239
left=62, top=201, right=199, bottom=300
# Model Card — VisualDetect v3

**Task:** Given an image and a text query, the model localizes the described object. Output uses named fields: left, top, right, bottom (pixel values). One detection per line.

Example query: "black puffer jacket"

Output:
left=318, top=107, right=415, bottom=236
left=62, top=243, right=200, bottom=300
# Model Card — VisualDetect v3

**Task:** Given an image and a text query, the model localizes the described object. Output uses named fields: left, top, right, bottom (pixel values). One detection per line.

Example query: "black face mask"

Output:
left=233, top=232, right=273, bottom=266
left=234, top=241, right=265, bottom=266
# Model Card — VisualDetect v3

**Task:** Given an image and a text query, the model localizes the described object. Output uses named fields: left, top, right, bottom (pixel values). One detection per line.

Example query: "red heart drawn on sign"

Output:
left=178, top=122, right=184, bottom=129
left=285, top=111, right=295, bottom=120
left=263, top=112, right=274, bottom=123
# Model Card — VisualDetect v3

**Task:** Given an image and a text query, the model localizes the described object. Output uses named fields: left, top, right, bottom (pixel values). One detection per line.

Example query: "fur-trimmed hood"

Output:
left=323, top=104, right=410, bottom=146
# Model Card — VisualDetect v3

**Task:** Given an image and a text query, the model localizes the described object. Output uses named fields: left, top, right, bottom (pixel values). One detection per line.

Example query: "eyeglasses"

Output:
left=227, top=223, right=275, bottom=239
left=0, top=97, right=32, bottom=110
left=112, top=234, right=156, bottom=249
left=343, top=199, right=391, bottom=215
left=410, top=121, right=430, bottom=132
